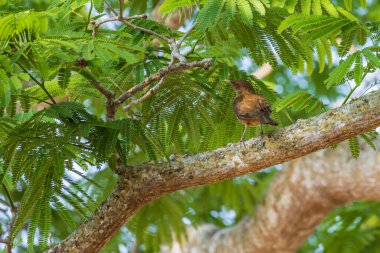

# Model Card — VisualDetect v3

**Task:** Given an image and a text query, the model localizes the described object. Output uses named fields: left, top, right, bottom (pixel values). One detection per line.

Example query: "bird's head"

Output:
left=228, top=80, right=257, bottom=95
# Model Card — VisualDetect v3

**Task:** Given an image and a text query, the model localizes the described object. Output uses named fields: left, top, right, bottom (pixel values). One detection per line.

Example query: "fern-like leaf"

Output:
left=348, top=136, right=360, bottom=159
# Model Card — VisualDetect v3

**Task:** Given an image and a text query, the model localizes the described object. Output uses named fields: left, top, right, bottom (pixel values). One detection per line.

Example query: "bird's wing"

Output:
left=257, top=96, right=272, bottom=115
left=236, top=111, right=259, bottom=119
left=234, top=94, right=269, bottom=119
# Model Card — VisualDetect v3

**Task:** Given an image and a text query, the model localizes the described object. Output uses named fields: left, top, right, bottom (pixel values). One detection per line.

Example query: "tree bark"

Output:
left=164, top=135, right=380, bottom=253
left=48, top=90, right=380, bottom=252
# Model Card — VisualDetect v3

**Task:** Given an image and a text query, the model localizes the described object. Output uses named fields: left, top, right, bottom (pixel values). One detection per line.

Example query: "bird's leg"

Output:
left=240, top=125, right=247, bottom=146
left=260, top=124, right=264, bottom=137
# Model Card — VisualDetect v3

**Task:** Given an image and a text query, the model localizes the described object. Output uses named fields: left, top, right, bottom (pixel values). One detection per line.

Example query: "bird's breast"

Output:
left=233, top=95, right=262, bottom=126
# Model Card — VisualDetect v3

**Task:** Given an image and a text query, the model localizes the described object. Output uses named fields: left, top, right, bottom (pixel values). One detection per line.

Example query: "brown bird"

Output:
left=229, top=80, right=278, bottom=143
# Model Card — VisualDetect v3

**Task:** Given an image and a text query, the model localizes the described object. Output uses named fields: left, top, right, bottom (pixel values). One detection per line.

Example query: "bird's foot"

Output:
left=240, top=138, right=246, bottom=147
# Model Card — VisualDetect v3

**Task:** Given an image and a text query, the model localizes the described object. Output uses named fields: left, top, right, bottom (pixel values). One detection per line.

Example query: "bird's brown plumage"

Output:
left=230, top=80, right=278, bottom=141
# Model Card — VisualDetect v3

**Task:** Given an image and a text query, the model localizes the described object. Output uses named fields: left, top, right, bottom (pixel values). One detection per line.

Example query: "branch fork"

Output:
left=88, top=2, right=208, bottom=120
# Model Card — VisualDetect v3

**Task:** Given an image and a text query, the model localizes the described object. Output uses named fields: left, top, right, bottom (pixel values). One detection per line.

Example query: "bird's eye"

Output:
left=260, top=108, right=265, bottom=112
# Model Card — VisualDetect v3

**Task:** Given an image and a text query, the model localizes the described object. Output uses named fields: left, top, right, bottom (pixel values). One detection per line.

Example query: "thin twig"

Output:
left=177, top=22, right=196, bottom=47
left=104, top=0, right=118, bottom=16
left=123, top=77, right=166, bottom=112
left=2, top=184, right=14, bottom=210
left=118, top=0, right=123, bottom=19
left=92, top=15, right=147, bottom=37
left=114, top=58, right=212, bottom=106
left=107, top=77, right=125, bottom=93
left=0, top=198, right=10, bottom=208
left=87, top=0, right=93, bottom=29
left=120, top=18, right=171, bottom=43
left=15, top=62, right=56, bottom=104
left=15, top=93, right=53, bottom=105
left=40, top=81, right=57, bottom=104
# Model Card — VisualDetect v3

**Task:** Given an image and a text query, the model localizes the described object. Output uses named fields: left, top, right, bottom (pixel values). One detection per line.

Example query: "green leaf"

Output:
left=82, top=40, right=95, bottom=60
left=312, top=0, right=322, bottom=15
left=348, top=136, right=360, bottom=159
left=343, top=0, right=352, bottom=11
left=250, top=0, right=266, bottom=16
left=356, top=25, right=367, bottom=46
left=325, top=53, right=357, bottom=89
left=93, top=0, right=105, bottom=13
left=135, top=64, right=145, bottom=83
left=0, top=70, right=10, bottom=107
left=359, top=0, right=366, bottom=8
left=362, top=48, right=380, bottom=68
left=196, top=0, right=226, bottom=33
left=274, top=91, right=323, bottom=113
left=322, top=39, right=333, bottom=67
left=237, top=0, right=253, bottom=26
left=302, top=0, right=311, bottom=15
left=9, top=76, right=22, bottom=90
left=11, top=43, right=30, bottom=64
left=159, top=0, right=194, bottom=14
left=320, top=0, right=339, bottom=17
left=286, top=0, right=298, bottom=13
left=315, top=39, right=326, bottom=72
left=28, top=200, right=41, bottom=253
left=336, top=7, right=357, bottom=21
left=354, top=55, right=363, bottom=86
left=225, top=0, right=237, bottom=21
left=360, top=133, right=376, bottom=151
left=57, top=67, right=71, bottom=90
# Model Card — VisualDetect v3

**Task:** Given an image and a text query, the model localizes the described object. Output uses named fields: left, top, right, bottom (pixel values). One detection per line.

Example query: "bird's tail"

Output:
left=260, top=115, right=279, bottom=126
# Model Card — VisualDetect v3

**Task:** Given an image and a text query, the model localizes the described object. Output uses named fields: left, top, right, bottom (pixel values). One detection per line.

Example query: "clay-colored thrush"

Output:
left=229, top=80, right=278, bottom=142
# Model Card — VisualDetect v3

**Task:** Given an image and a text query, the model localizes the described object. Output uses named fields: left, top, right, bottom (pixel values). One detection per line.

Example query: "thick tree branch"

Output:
left=114, top=58, right=212, bottom=106
left=164, top=138, right=380, bottom=253
left=49, top=90, right=380, bottom=252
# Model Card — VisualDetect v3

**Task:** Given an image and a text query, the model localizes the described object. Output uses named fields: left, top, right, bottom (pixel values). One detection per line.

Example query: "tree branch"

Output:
left=164, top=138, right=380, bottom=253
left=123, top=77, right=166, bottom=112
left=15, top=63, right=56, bottom=104
left=87, top=81, right=116, bottom=120
left=90, top=81, right=115, bottom=99
left=114, top=58, right=212, bottom=106
left=91, top=14, right=147, bottom=37
left=48, top=90, right=380, bottom=252
left=119, top=18, right=171, bottom=43
left=177, top=22, right=196, bottom=48
left=118, top=0, right=123, bottom=19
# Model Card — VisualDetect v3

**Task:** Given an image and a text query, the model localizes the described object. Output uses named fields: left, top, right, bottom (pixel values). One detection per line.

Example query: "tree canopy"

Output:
left=0, top=0, right=379, bottom=252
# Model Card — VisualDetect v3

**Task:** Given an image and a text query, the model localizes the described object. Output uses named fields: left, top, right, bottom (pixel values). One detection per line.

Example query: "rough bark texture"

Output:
left=165, top=137, right=380, bottom=253
left=49, top=90, right=380, bottom=252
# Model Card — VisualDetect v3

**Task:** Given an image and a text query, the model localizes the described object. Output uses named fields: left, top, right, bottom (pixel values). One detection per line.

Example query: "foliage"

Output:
left=0, top=0, right=378, bottom=252
left=299, top=202, right=380, bottom=253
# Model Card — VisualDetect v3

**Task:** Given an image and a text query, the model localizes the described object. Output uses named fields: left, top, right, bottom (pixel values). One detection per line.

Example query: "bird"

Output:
left=229, top=80, right=278, bottom=143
